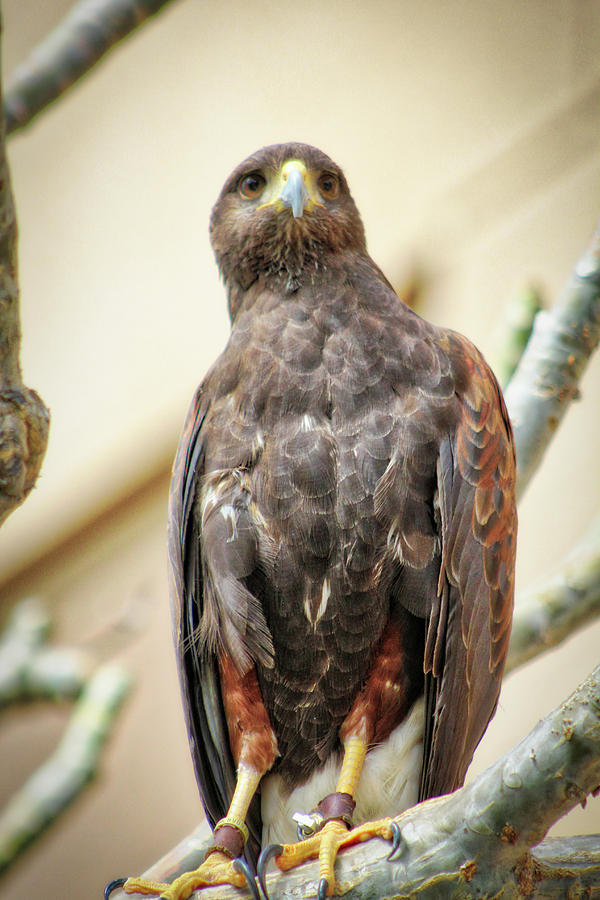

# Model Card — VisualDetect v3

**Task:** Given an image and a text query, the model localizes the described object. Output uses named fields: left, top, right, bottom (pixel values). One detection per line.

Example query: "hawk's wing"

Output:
left=419, top=338, right=517, bottom=798
left=168, top=385, right=263, bottom=864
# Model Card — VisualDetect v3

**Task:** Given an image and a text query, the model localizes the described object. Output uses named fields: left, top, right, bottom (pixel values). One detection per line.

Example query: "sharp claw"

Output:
left=317, top=877, right=329, bottom=900
left=233, top=857, right=261, bottom=900
left=256, top=843, right=282, bottom=900
left=387, top=820, right=403, bottom=861
left=104, top=878, right=127, bottom=899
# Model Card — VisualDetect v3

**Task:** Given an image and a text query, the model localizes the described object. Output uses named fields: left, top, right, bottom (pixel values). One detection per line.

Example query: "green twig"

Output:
left=492, top=284, right=543, bottom=388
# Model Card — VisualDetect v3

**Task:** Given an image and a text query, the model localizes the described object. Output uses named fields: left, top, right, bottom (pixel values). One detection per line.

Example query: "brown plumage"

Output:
left=168, top=142, right=517, bottom=878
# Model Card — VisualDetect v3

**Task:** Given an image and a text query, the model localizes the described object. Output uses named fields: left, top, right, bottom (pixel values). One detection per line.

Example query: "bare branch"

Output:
left=0, top=597, right=92, bottom=704
left=505, top=221, right=600, bottom=499
left=107, top=833, right=600, bottom=899
left=0, top=10, right=50, bottom=526
left=507, top=515, right=600, bottom=673
left=4, top=0, right=179, bottom=136
left=0, top=662, right=131, bottom=874
left=108, top=667, right=600, bottom=899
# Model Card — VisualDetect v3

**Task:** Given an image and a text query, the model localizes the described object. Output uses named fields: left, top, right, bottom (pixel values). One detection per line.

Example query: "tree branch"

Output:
left=0, top=597, right=92, bottom=704
left=108, top=667, right=600, bottom=899
left=0, top=9, right=50, bottom=527
left=0, top=662, right=131, bottom=873
left=507, top=514, right=600, bottom=673
left=505, top=220, right=600, bottom=499
left=4, top=0, right=178, bottom=136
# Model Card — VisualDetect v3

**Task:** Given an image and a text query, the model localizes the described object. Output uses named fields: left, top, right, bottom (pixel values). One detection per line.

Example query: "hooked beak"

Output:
left=279, top=163, right=310, bottom=219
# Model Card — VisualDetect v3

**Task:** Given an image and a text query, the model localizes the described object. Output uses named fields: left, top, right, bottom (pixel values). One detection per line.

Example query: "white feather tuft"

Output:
left=261, top=697, right=424, bottom=845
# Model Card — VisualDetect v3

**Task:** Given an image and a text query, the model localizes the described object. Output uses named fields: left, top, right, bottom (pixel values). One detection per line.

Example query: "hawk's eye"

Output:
left=317, top=172, right=339, bottom=199
left=239, top=173, right=266, bottom=200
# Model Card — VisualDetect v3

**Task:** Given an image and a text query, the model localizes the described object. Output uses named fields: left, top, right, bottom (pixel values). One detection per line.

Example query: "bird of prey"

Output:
left=111, top=142, right=516, bottom=900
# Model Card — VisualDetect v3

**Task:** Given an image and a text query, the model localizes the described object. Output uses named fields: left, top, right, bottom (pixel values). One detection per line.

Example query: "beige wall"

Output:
left=1, top=1, right=599, bottom=898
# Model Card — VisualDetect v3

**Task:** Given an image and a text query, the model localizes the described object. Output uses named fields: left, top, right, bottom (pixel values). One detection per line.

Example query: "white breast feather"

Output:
left=260, top=697, right=424, bottom=846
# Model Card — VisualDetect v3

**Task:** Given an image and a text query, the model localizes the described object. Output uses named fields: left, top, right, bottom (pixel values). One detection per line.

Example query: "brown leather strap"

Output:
left=315, top=792, right=356, bottom=828
left=205, top=824, right=245, bottom=860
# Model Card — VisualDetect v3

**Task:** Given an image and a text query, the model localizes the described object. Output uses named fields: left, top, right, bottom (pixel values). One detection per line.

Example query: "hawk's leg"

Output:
left=117, top=766, right=261, bottom=899
left=259, top=621, right=417, bottom=898
left=258, top=734, right=394, bottom=899
left=107, top=658, right=277, bottom=900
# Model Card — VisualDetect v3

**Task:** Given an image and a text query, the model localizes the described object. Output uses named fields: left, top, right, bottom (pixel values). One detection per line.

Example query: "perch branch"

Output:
left=0, top=12, right=50, bottom=526
left=0, top=662, right=131, bottom=873
left=109, top=666, right=600, bottom=899
left=505, top=220, right=600, bottom=499
left=507, top=514, right=600, bottom=673
left=4, top=0, right=179, bottom=136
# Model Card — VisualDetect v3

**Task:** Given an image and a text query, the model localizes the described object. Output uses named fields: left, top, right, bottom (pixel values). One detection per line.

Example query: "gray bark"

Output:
left=109, top=667, right=600, bottom=898
left=504, top=220, right=600, bottom=500
left=507, top=515, right=600, bottom=673
left=4, top=0, right=178, bottom=136
left=0, top=7, right=50, bottom=526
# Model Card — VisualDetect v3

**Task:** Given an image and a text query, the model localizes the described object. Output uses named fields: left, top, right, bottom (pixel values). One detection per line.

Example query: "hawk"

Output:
left=110, top=143, right=516, bottom=900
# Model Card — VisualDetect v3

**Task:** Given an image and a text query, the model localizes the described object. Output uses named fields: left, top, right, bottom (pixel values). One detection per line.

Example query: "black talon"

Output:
left=104, top=878, right=127, bottom=899
left=233, top=857, right=261, bottom=900
left=317, top=877, right=329, bottom=900
left=387, top=820, right=403, bottom=861
left=256, top=843, right=282, bottom=900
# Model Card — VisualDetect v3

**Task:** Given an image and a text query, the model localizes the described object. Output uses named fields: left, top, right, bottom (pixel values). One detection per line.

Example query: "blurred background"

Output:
left=0, top=1, right=599, bottom=898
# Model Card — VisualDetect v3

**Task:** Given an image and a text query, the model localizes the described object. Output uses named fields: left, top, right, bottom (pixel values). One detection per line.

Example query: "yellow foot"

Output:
left=121, top=851, right=248, bottom=900
left=258, top=818, right=394, bottom=899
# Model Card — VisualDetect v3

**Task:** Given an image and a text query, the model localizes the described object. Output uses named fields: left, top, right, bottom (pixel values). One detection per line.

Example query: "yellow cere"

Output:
left=258, top=159, right=324, bottom=213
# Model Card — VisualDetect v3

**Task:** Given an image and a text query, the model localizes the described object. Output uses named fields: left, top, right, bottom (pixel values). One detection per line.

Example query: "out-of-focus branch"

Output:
left=505, top=221, right=600, bottom=499
left=0, top=662, right=131, bottom=874
left=507, top=515, right=600, bottom=673
left=4, top=0, right=179, bottom=136
left=491, top=283, right=543, bottom=388
left=0, top=597, right=92, bottom=703
left=108, top=667, right=600, bottom=899
left=0, top=10, right=50, bottom=527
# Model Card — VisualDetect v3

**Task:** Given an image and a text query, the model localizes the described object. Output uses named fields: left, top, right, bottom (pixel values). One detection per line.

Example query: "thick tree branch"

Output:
left=109, top=667, right=600, bottom=899
left=0, top=9, right=50, bottom=526
left=4, top=0, right=178, bottom=136
left=112, top=833, right=600, bottom=899
left=507, top=515, right=600, bottom=673
left=505, top=221, right=600, bottom=499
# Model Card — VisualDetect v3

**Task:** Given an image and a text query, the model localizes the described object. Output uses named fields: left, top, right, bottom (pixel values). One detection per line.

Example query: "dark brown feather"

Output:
left=168, top=143, right=517, bottom=861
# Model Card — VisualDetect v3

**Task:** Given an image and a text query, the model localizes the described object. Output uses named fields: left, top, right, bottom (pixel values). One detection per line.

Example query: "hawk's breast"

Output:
left=201, top=279, right=449, bottom=784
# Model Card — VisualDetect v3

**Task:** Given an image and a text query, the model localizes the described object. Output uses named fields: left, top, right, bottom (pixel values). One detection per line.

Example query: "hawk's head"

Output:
left=210, top=143, right=367, bottom=307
